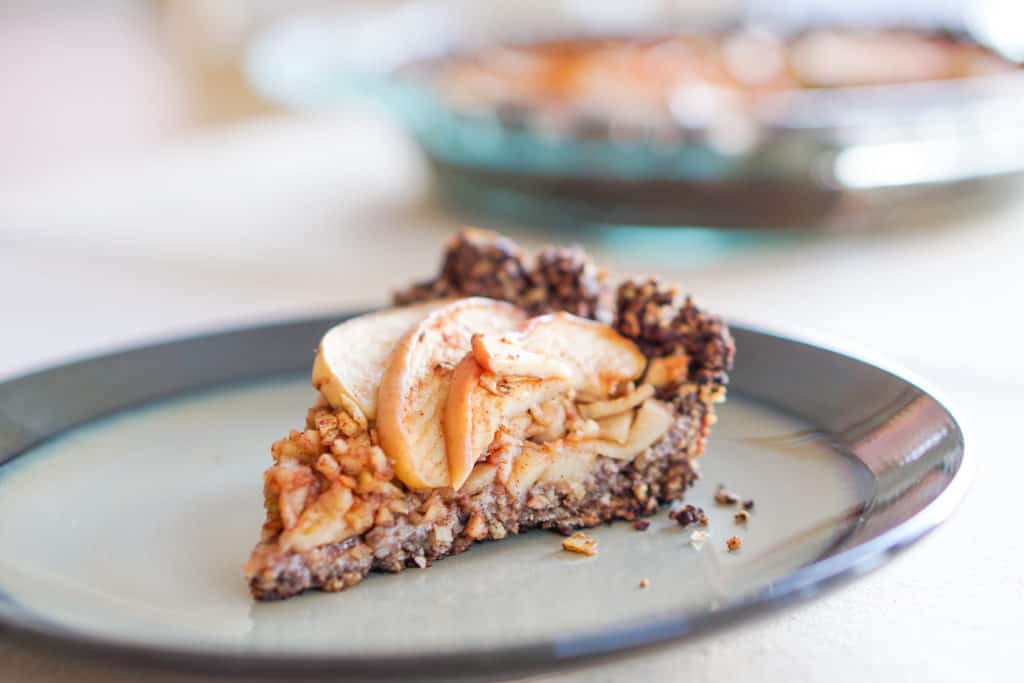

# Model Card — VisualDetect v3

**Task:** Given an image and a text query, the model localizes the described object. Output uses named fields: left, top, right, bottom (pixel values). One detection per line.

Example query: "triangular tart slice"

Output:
left=247, top=229, right=733, bottom=600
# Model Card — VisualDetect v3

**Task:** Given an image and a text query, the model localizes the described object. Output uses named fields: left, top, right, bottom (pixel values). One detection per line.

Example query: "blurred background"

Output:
left=1, top=0, right=1022, bottom=385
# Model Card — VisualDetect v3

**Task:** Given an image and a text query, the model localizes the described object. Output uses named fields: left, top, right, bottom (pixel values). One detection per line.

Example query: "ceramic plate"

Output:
left=0, top=316, right=968, bottom=680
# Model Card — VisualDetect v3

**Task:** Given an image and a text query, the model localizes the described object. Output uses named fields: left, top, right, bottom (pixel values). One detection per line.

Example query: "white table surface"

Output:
left=0, top=113, right=1019, bottom=682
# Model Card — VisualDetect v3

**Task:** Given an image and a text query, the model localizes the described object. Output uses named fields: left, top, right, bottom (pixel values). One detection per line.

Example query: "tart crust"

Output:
left=246, top=229, right=733, bottom=601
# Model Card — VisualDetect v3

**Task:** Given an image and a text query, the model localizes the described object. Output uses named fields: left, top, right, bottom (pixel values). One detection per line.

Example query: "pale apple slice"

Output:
left=594, top=411, right=633, bottom=444
left=578, top=383, right=655, bottom=420
left=644, top=354, right=690, bottom=388
left=445, top=354, right=572, bottom=490
left=473, top=312, right=646, bottom=399
left=376, top=298, right=526, bottom=489
left=312, top=301, right=445, bottom=423
left=539, top=448, right=597, bottom=486
left=505, top=442, right=555, bottom=499
left=577, top=399, right=675, bottom=461
left=470, top=334, right=575, bottom=380
left=279, top=482, right=353, bottom=553
left=460, top=463, right=498, bottom=496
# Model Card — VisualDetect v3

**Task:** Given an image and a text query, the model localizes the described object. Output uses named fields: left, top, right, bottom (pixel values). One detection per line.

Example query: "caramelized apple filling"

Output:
left=253, top=304, right=679, bottom=557
left=247, top=228, right=733, bottom=601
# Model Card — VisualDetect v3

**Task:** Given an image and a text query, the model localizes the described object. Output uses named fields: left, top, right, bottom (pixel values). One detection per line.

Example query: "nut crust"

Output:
left=394, top=228, right=612, bottom=321
left=249, top=228, right=732, bottom=600
left=250, top=405, right=703, bottom=600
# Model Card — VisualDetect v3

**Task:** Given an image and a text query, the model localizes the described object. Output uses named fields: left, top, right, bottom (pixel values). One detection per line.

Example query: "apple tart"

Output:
left=246, top=229, right=733, bottom=600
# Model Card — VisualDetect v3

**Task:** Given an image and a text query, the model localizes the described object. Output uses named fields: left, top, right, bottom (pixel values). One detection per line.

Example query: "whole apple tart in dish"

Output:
left=246, top=229, right=734, bottom=600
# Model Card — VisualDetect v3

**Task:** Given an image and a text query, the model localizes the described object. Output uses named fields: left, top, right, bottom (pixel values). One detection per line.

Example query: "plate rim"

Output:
left=0, top=314, right=971, bottom=679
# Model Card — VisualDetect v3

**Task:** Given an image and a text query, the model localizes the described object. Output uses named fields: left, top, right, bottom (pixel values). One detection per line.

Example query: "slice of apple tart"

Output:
left=246, top=229, right=733, bottom=600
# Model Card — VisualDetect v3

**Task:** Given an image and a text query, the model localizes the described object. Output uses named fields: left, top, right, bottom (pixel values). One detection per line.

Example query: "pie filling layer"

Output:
left=246, top=229, right=733, bottom=600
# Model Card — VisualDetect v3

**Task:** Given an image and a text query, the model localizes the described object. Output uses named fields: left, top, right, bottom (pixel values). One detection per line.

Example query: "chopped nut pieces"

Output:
left=394, top=228, right=612, bottom=321
left=526, top=245, right=611, bottom=320
left=714, top=484, right=740, bottom=505
left=632, top=518, right=651, bottom=531
left=639, top=578, right=650, bottom=589
left=734, top=510, right=750, bottom=524
left=669, top=504, right=707, bottom=528
left=614, top=279, right=734, bottom=389
left=394, top=228, right=532, bottom=306
left=562, top=532, right=599, bottom=556
left=689, top=529, right=711, bottom=549
left=726, top=535, right=742, bottom=552
left=742, top=499, right=755, bottom=511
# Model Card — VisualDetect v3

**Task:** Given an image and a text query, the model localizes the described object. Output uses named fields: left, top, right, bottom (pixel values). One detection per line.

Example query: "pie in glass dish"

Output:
left=246, top=229, right=733, bottom=600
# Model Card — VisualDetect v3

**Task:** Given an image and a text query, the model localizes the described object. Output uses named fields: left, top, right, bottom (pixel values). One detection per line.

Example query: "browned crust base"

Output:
left=248, top=229, right=732, bottom=601
left=250, top=399, right=709, bottom=601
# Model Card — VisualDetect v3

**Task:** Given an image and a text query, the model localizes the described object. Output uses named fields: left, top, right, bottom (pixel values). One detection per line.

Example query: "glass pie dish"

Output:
left=246, top=0, right=1024, bottom=229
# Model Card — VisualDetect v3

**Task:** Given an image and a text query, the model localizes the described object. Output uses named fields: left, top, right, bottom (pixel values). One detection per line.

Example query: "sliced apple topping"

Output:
left=644, top=354, right=690, bottom=389
left=575, top=399, right=675, bottom=461
left=525, top=398, right=570, bottom=442
left=538, top=447, right=597, bottom=487
left=444, top=354, right=572, bottom=490
left=325, top=295, right=672, bottom=505
left=313, top=301, right=446, bottom=423
left=594, top=411, right=633, bottom=444
left=442, top=310, right=668, bottom=492
left=376, top=298, right=527, bottom=489
left=578, top=383, right=655, bottom=420
left=505, top=442, right=556, bottom=499
left=470, top=333, right=574, bottom=380
left=472, top=312, right=646, bottom=398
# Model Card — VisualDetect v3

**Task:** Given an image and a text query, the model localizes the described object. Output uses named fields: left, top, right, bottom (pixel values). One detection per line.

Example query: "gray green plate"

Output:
left=0, top=315, right=968, bottom=680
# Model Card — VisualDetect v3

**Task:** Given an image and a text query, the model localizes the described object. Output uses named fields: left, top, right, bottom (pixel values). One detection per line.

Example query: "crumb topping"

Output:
left=614, top=279, right=733, bottom=390
left=526, top=245, right=611, bottom=320
left=394, top=228, right=611, bottom=320
left=395, top=228, right=532, bottom=305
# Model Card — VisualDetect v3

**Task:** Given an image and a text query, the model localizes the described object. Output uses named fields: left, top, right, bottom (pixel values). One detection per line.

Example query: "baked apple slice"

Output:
left=472, top=312, right=646, bottom=398
left=576, top=399, right=675, bottom=460
left=376, top=298, right=526, bottom=489
left=447, top=312, right=647, bottom=491
left=312, top=301, right=445, bottom=423
left=444, top=354, right=572, bottom=490
left=246, top=228, right=734, bottom=602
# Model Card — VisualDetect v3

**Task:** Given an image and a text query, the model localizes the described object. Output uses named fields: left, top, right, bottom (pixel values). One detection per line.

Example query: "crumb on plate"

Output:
left=562, top=532, right=598, bottom=556
left=632, top=518, right=651, bottom=531
left=734, top=510, right=750, bottom=524
left=670, top=504, right=707, bottom=528
left=639, top=578, right=650, bottom=589
left=714, top=484, right=740, bottom=505
left=742, top=499, right=754, bottom=510
left=726, top=535, right=742, bottom=552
